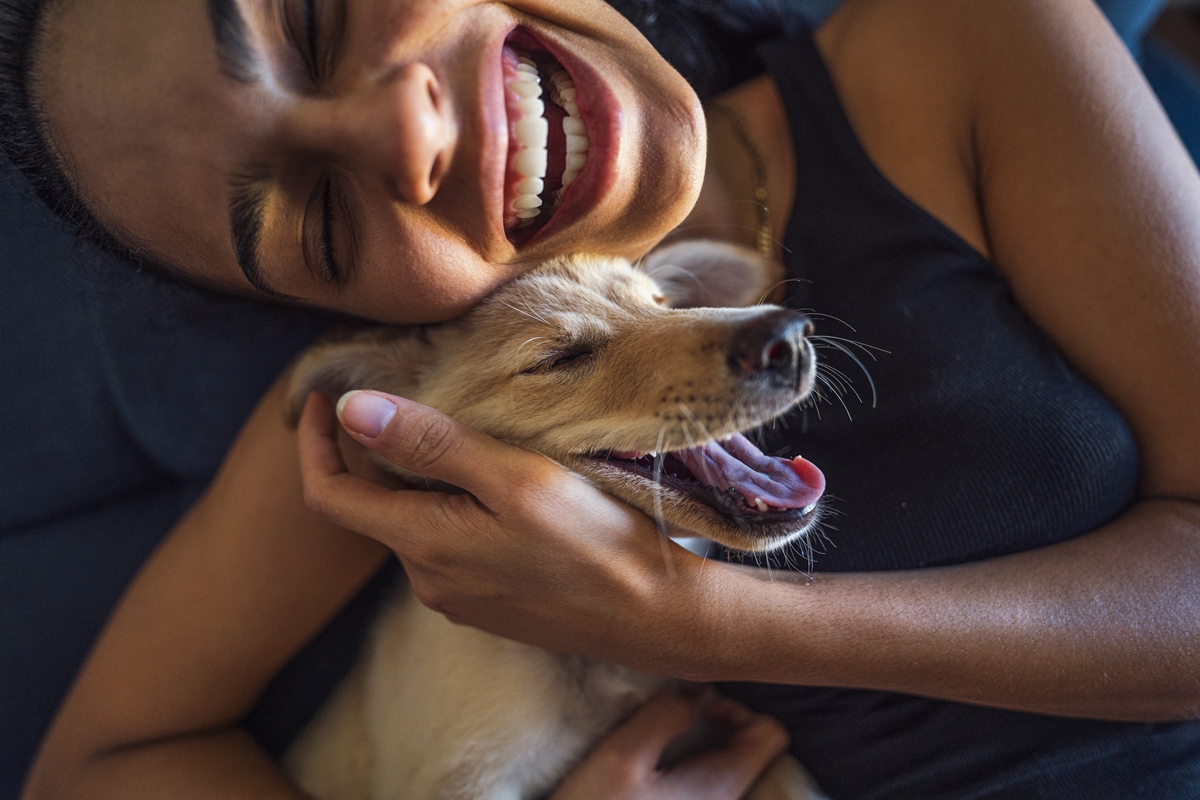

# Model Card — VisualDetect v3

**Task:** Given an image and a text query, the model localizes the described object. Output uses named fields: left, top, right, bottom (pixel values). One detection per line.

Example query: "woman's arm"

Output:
left=23, top=379, right=794, bottom=800
left=22, top=377, right=392, bottom=800
left=719, top=0, right=1200, bottom=719
left=303, top=404, right=1200, bottom=721
left=299, top=0, right=1200, bottom=722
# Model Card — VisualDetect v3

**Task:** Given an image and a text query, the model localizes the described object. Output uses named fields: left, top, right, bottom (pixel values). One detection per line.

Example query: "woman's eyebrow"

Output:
left=208, top=0, right=261, bottom=84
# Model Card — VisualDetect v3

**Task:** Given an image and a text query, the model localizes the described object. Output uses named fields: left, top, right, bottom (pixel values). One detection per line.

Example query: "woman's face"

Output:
left=38, top=0, right=705, bottom=323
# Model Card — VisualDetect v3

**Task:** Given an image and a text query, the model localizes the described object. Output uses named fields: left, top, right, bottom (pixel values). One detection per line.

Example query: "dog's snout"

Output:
left=728, top=310, right=814, bottom=388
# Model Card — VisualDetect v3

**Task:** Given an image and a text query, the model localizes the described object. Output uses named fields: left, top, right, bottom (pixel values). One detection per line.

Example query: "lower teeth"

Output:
left=752, top=500, right=816, bottom=514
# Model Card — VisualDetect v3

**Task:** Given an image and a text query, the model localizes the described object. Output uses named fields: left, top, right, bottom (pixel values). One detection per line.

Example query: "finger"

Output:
left=594, top=691, right=707, bottom=773
left=336, top=390, right=552, bottom=502
left=702, top=694, right=790, bottom=762
left=664, top=700, right=790, bottom=796
left=296, top=391, right=457, bottom=537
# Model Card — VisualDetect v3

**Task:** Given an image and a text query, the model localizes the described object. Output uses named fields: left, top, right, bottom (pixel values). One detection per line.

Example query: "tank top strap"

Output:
left=756, top=28, right=987, bottom=309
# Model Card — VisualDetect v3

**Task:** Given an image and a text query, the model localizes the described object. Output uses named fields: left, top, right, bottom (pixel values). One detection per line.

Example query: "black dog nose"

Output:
left=728, top=310, right=814, bottom=388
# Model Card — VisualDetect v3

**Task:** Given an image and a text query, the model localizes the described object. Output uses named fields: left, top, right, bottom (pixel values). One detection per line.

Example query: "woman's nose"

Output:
left=380, top=63, right=454, bottom=204
left=297, top=63, right=456, bottom=205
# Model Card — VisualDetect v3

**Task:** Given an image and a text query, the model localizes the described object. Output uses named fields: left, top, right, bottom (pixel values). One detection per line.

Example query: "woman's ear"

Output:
left=284, top=329, right=431, bottom=428
left=640, top=240, right=779, bottom=309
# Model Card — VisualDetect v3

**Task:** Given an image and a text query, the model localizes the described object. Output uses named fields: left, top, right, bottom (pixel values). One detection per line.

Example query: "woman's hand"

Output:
left=297, top=386, right=1200, bottom=720
left=551, top=691, right=790, bottom=800
left=296, top=390, right=728, bottom=679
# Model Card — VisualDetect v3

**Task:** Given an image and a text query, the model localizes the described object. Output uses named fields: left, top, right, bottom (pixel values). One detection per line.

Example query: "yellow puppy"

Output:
left=284, top=242, right=827, bottom=800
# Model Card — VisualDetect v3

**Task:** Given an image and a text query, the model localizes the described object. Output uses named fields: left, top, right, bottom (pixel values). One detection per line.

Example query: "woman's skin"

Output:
left=24, top=0, right=777, bottom=795
left=22, top=0, right=1200, bottom=797
left=37, top=0, right=705, bottom=322
left=550, top=691, right=792, bottom=800
left=312, top=0, right=1200, bottom=713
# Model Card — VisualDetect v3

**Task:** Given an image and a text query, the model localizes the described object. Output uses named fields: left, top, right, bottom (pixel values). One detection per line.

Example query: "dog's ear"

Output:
left=641, top=240, right=778, bottom=308
left=283, top=329, right=432, bottom=428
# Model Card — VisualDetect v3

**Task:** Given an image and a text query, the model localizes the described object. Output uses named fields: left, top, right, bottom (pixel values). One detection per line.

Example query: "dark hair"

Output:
left=608, top=0, right=800, bottom=102
left=1, top=0, right=799, bottom=252
left=0, top=0, right=132, bottom=258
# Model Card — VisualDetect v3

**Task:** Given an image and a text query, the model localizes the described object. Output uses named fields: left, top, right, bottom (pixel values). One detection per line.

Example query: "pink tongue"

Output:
left=674, top=433, right=825, bottom=510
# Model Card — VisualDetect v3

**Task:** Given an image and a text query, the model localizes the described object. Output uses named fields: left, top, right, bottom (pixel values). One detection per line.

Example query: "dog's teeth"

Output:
left=754, top=497, right=769, bottom=512
left=650, top=451, right=658, bottom=458
left=801, top=503, right=816, bottom=515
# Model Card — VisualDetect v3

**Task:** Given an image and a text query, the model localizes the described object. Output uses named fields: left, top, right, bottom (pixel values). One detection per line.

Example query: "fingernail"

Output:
left=337, top=391, right=397, bottom=438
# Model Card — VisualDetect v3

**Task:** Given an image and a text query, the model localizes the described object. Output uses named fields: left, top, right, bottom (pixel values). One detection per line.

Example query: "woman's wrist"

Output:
left=657, top=555, right=803, bottom=683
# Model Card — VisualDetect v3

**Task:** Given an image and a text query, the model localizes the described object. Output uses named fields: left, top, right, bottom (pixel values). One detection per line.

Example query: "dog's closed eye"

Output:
left=523, top=347, right=595, bottom=375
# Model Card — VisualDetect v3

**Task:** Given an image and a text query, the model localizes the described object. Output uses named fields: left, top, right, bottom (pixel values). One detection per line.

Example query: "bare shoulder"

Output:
left=810, top=0, right=999, bottom=255
left=820, top=0, right=1200, bottom=501
left=815, top=0, right=1114, bottom=77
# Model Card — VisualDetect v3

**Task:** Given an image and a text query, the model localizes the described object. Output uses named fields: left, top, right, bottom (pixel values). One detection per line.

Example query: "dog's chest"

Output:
left=286, top=588, right=665, bottom=800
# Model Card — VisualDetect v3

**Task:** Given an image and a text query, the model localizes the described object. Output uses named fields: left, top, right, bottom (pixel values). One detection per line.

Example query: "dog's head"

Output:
left=287, top=241, right=825, bottom=553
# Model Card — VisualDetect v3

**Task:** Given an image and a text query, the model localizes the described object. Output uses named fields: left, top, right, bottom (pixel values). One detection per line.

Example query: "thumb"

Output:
left=336, top=390, right=535, bottom=502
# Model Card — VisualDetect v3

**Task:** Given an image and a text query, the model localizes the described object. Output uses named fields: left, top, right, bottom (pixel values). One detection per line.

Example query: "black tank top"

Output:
left=718, top=29, right=1200, bottom=799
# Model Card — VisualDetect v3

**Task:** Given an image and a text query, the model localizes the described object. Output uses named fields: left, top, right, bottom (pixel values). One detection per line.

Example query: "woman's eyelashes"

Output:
left=302, top=174, right=348, bottom=286
left=281, top=0, right=353, bottom=289
left=280, top=0, right=347, bottom=89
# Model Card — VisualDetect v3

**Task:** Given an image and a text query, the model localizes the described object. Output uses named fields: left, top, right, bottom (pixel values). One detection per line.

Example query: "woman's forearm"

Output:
left=710, top=498, right=1200, bottom=720
left=22, top=379, right=388, bottom=800
left=298, top=397, right=1200, bottom=722
left=22, top=728, right=308, bottom=800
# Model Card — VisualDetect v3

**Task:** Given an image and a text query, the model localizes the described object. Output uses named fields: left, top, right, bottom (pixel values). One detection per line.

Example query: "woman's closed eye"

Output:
left=301, top=172, right=357, bottom=287
left=280, top=0, right=347, bottom=90
left=281, top=0, right=355, bottom=289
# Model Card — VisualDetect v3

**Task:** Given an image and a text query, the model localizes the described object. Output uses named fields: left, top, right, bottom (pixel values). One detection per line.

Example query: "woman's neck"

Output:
left=670, top=76, right=795, bottom=266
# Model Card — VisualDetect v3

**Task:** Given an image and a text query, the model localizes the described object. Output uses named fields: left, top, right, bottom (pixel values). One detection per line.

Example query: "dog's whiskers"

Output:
left=811, top=333, right=888, bottom=358
left=501, top=300, right=554, bottom=328
left=817, top=362, right=859, bottom=391
left=650, top=426, right=676, bottom=579
left=815, top=371, right=857, bottom=420
left=756, top=277, right=812, bottom=306
left=795, top=310, right=861, bottom=333
left=815, top=362, right=862, bottom=403
left=810, top=335, right=880, bottom=409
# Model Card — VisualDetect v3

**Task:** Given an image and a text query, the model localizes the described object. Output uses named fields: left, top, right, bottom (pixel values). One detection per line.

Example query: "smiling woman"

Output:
left=0, top=1, right=787, bottom=796
left=31, top=0, right=706, bottom=322
left=8, top=0, right=1200, bottom=798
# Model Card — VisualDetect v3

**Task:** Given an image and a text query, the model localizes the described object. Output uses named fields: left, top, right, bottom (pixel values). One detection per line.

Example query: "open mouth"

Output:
left=501, top=32, right=588, bottom=246
left=589, top=432, right=826, bottom=524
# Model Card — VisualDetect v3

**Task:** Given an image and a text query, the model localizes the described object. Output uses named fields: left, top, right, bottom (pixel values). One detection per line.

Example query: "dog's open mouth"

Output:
left=589, top=433, right=825, bottom=523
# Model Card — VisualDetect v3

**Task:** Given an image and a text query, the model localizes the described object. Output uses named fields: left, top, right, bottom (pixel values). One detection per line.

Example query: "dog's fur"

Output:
left=282, top=241, right=827, bottom=800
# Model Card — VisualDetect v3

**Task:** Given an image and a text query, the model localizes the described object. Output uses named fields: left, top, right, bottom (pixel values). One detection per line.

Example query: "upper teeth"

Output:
left=509, top=56, right=589, bottom=224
